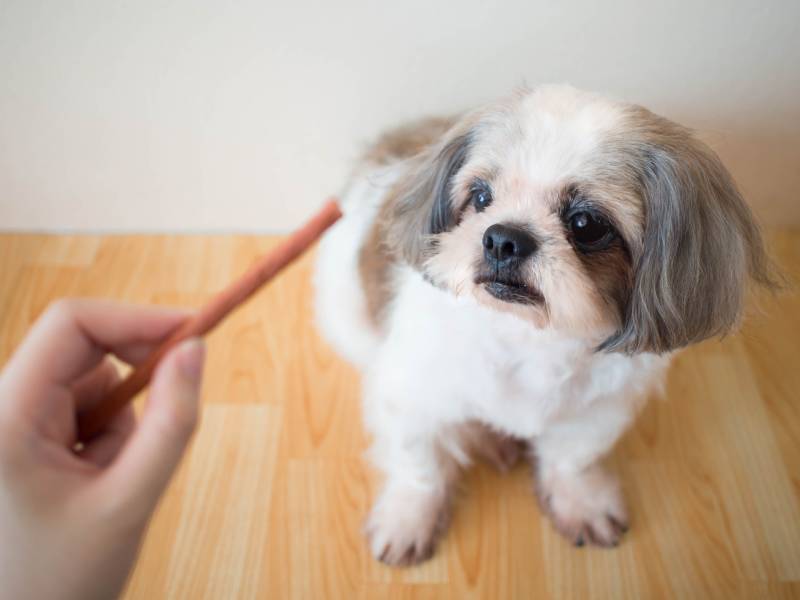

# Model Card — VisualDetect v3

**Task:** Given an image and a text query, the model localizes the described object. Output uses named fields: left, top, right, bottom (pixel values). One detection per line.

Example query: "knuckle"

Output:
left=172, top=412, right=198, bottom=440
left=154, top=403, right=198, bottom=441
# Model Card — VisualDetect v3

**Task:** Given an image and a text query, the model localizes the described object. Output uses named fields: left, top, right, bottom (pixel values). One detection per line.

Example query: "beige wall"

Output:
left=1, top=0, right=798, bottom=232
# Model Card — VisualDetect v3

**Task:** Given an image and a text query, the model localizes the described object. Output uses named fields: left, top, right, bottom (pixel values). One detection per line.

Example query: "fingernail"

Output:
left=176, top=338, right=206, bottom=382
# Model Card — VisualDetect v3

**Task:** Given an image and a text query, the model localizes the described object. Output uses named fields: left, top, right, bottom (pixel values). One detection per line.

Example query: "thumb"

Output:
left=101, top=338, right=205, bottom=520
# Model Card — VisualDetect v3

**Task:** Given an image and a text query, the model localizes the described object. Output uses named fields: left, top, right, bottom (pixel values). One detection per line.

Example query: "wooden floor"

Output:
left=0, top=232, right=799, bottom=599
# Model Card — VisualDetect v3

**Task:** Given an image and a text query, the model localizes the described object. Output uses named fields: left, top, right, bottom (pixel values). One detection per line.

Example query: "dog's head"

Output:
left=386, top=85, right=775, bottom=353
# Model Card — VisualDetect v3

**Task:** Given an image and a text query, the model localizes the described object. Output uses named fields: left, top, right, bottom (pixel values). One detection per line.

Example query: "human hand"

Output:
left=0, top=299, right=205, bottom=600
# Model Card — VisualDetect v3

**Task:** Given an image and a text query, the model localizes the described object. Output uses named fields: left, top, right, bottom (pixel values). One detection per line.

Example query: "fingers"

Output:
left=3, top=299, right=190, bottom=411
left=78, top=405, right=137, bottom=468
left=70, top=357, right=122, bottom=411
left=98, top=339, right=205, bottom=521
left=71, top=360, right=137, bottom=466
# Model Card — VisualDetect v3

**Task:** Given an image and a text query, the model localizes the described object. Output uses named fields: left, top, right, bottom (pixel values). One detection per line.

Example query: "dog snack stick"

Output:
left=76, top=198, right=342, bottom=441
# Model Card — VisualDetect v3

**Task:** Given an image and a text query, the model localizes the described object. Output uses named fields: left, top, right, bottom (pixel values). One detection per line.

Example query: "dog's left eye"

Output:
left=470, top=185, right=493, bottom=212
left=568, top=211, right=615, bottom=250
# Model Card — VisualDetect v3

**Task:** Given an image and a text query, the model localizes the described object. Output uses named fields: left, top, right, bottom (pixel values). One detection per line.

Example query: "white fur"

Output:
left=314, top=165, right=399, bottom=367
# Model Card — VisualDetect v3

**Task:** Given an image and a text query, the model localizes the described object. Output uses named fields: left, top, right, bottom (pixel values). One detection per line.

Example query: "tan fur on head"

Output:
left=358, top=85, right=776, bottom=352
left=358, top=117, right=459, bottom=327
left=364, top=117, right=456, bottom=166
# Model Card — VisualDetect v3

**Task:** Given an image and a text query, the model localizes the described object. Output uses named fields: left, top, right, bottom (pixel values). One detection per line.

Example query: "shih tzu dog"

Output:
left=313, top=85, right=774, bottom=565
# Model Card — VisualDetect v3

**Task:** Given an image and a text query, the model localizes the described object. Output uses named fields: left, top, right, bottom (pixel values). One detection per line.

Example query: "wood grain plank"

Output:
left=134, top=404, right=283, bottom=600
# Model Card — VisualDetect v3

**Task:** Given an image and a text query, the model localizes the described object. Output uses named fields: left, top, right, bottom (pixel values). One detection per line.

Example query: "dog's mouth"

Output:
left=474, top=275, right=543, bottom=305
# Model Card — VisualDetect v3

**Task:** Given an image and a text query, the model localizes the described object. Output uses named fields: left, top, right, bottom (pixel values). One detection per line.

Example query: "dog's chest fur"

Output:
left=373, top=267, right=669, bottom=438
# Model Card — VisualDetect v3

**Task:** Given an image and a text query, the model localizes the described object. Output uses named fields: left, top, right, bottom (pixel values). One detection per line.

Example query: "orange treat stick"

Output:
left=77, top=198, right=342, bottom=441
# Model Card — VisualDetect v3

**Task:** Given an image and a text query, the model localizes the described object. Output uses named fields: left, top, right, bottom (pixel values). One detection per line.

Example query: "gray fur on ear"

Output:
left=601, top=110, right=777, bottom=354
left=386, top=129, right=473, bottom=267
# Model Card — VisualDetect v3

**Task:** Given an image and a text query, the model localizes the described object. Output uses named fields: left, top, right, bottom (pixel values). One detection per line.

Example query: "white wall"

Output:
left=1, top=0, right=798, bottom=232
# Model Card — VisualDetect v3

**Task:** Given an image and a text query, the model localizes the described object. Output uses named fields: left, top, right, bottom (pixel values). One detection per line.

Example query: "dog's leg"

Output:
left=361, top=360, right=464, bottom=568
left=532, top=402, right=633, bottom=547
left=364, top=418, right=460, bottom=567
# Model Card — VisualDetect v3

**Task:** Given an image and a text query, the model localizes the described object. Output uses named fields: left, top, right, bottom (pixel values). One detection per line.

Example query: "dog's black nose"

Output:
left=483, top=224, right=538, bottom=265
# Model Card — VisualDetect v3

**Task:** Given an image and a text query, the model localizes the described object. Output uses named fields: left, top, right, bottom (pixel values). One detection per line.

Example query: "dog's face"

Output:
left=388, top=85, right=773, bottom=353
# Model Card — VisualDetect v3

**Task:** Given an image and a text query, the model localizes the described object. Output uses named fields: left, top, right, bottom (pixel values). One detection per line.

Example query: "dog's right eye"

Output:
left=469, top=182, right=493, bottom=212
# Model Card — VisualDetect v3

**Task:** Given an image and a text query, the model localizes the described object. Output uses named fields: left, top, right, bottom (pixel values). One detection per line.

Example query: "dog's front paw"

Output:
left=366, top=485, right=450, bottom=566
left=536, top=465, right=629, bottom=548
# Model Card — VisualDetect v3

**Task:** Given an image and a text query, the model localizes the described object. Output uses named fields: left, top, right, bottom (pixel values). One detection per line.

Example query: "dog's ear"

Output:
left=601, top=113, right=777, bottom=354
left=385, top=127, right=472, bottom=266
